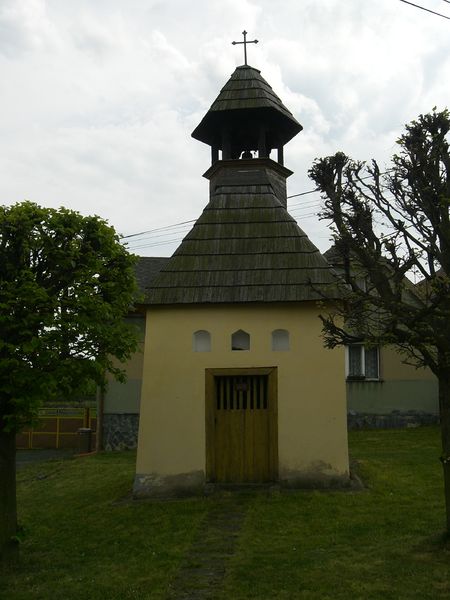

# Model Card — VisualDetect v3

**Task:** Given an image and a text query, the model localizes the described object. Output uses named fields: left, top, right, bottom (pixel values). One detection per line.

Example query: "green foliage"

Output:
left=0, top=202, right=139, bottom=433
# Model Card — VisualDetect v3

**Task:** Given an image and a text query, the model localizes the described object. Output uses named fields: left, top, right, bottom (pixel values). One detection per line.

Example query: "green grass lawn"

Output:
left=2, top=427, right=450, bottom=599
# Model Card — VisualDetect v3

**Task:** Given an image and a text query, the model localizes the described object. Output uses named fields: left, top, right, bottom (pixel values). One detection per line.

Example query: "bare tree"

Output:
left=309, top=109, right=450, bottom=531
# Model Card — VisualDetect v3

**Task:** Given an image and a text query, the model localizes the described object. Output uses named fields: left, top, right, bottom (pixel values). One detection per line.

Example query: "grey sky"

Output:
left=0, top=0, right=449, bottom=255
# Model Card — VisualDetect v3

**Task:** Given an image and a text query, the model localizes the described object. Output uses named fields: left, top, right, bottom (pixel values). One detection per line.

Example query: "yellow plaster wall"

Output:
left=104, top=316, right=145, bottom=414
left=106, top=342, right=144, bottom=380
left=136, top=303, right=349, bottom=485
left=381, top=345, right=436, bottom=381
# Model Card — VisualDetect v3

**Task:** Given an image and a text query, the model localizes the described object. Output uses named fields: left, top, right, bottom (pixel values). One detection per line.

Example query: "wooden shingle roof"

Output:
left=209, top=65, right=299, bottom=119
left=192, top=65, right=302, bottom=149
left=144, top=163, right=341, bottom=305
left=135, top=257, right=169, bottom=295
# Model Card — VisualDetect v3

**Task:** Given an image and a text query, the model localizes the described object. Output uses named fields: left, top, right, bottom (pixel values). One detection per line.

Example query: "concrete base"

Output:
left=279, top=467, right=352, bottom=490
left=133, top=469, right=355, bottom=497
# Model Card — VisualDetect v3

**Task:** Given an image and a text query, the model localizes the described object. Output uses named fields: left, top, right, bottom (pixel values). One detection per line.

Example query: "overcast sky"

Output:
left=1, top=0, right=449, bottom=256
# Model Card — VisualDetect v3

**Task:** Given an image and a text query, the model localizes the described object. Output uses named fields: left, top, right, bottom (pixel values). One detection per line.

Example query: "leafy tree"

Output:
left=0, top=202, right=139, bottom=560
left=309, top=108, right=450, bottom=532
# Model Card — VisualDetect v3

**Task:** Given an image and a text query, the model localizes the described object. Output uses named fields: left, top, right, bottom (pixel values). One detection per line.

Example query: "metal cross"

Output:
left=231, top=30, right=258, bottom=66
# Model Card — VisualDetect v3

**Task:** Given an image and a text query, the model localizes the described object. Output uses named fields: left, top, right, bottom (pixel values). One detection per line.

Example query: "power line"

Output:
left=125, top=224, right=192, bottom=241
left=290, top=202, right=321, bottom=214
left=121, top=219, right=196, bottom=239
left=291, top=211, right=319, bottom=220
left=398, top=0, right=450, bottom=20
left=126, top=232, right=191, bottom=250
left=125, top=237, right=185, bottom=250
left=286, top=168, right=393, bottom=201
left=122, top=195, right=321, bottom=245
left=287, top=188, right=318, bottom=199
left=122, top=168, right=393, bottom=245
left=126, top=209, right=322, bottom=251
left=288, top=198, right=321, bottom=209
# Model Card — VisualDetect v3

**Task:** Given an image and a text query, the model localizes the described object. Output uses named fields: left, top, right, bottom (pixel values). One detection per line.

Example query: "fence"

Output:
left=16, top=407, right=97, bottom=450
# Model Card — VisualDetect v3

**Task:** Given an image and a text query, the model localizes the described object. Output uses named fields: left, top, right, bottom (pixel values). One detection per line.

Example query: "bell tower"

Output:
left=191, top=52, right=302, bottom=167
left=191, top=61, right=303, bottom=209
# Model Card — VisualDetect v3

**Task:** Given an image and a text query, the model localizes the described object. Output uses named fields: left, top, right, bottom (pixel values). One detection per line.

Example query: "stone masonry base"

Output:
left=102, top=413, right=139, bottom=451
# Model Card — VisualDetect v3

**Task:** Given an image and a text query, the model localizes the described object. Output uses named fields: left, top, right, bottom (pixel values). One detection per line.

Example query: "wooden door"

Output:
left=205, top=368, right=278, bottom=483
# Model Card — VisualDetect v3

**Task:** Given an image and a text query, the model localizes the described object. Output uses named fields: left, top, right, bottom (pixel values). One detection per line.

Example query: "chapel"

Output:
left=133, top=59, right=350, bottom=495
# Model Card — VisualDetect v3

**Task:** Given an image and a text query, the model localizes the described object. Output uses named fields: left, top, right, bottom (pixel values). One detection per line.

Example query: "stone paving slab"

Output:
left=166, top=494, right=252, bottom=600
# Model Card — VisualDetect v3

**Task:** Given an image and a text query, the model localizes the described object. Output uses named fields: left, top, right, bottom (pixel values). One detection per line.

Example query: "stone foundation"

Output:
left=348, top=410, right=439, bottom=430
left=102, top=413, right=139, bottom=451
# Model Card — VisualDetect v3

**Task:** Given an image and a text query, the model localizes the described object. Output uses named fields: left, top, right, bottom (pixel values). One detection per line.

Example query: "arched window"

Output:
left=193, top=330, right=211, bottom=352
left=231, top=329, right=250, bottom=351
left=271, top=329, right=289, bottom=351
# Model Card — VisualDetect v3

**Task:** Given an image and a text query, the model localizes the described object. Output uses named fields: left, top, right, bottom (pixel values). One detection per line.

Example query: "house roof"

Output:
left=135, top=257, right=170, bottom=296
left=191, top=65, right=302, bottom=149
left=143, top=165, right=341, bottom=305
left=323, top=245, right=342, bottom=265
left=324, top=243, right=419, bottom=298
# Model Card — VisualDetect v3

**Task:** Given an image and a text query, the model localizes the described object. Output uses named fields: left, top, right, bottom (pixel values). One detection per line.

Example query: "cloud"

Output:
left=0, top=0, right=60, bottom=57
left=70, top=12, right=127, bottom=59
left=0, top=0, right=449, bottom=256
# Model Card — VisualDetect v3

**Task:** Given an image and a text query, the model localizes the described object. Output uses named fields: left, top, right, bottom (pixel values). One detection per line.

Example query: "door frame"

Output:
left=205, top=367, right=278, bottom=483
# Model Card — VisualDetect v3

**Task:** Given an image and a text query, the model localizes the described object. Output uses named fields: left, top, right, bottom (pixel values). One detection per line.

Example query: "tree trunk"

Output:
left=438, top=369, right=450, bottom=534
left=96, top=384, right=104, bottom=452
left=0, top=426, right=18, bottom=561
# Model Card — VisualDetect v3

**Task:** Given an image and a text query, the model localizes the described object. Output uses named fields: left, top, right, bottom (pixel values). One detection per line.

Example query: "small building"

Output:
left=102, top=258, right=168, bottom=450
left=345, top=342, right=439, bottom=428
left=133, top=64, right=350, bottom=496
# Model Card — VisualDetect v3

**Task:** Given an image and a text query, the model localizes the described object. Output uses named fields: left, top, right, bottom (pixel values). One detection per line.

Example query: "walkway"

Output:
left=166, top=493, right=253, bottom=600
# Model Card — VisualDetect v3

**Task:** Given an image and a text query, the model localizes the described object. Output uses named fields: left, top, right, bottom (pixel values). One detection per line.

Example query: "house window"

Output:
left=271, top=329, right=289, bottom=351
left=347, top=345, right=379, bottom=380
left=193, top=330, right=211, bottom=352
left=231, top=330, right=250, bottom=351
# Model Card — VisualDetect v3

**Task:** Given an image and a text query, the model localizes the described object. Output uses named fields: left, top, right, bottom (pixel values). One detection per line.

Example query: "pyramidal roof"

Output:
left=210, top=65, right=299, bottom=120
left=191, top=65, right=302, bottom=148
left=144, top=164, right=341, bottom=305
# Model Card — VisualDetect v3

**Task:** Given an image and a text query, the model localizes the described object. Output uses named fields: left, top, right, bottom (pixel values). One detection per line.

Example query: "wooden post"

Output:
left=96, top=385, right=105, bottom=452
left=211, top=147, right=219, bottom=164
left=258, top=127, right=267, bottom=158
left=277, top=146, right=284, bottom=166
left=56, top=416, right=60, bottom=449
left=222, top=130, right=231, bottom=160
